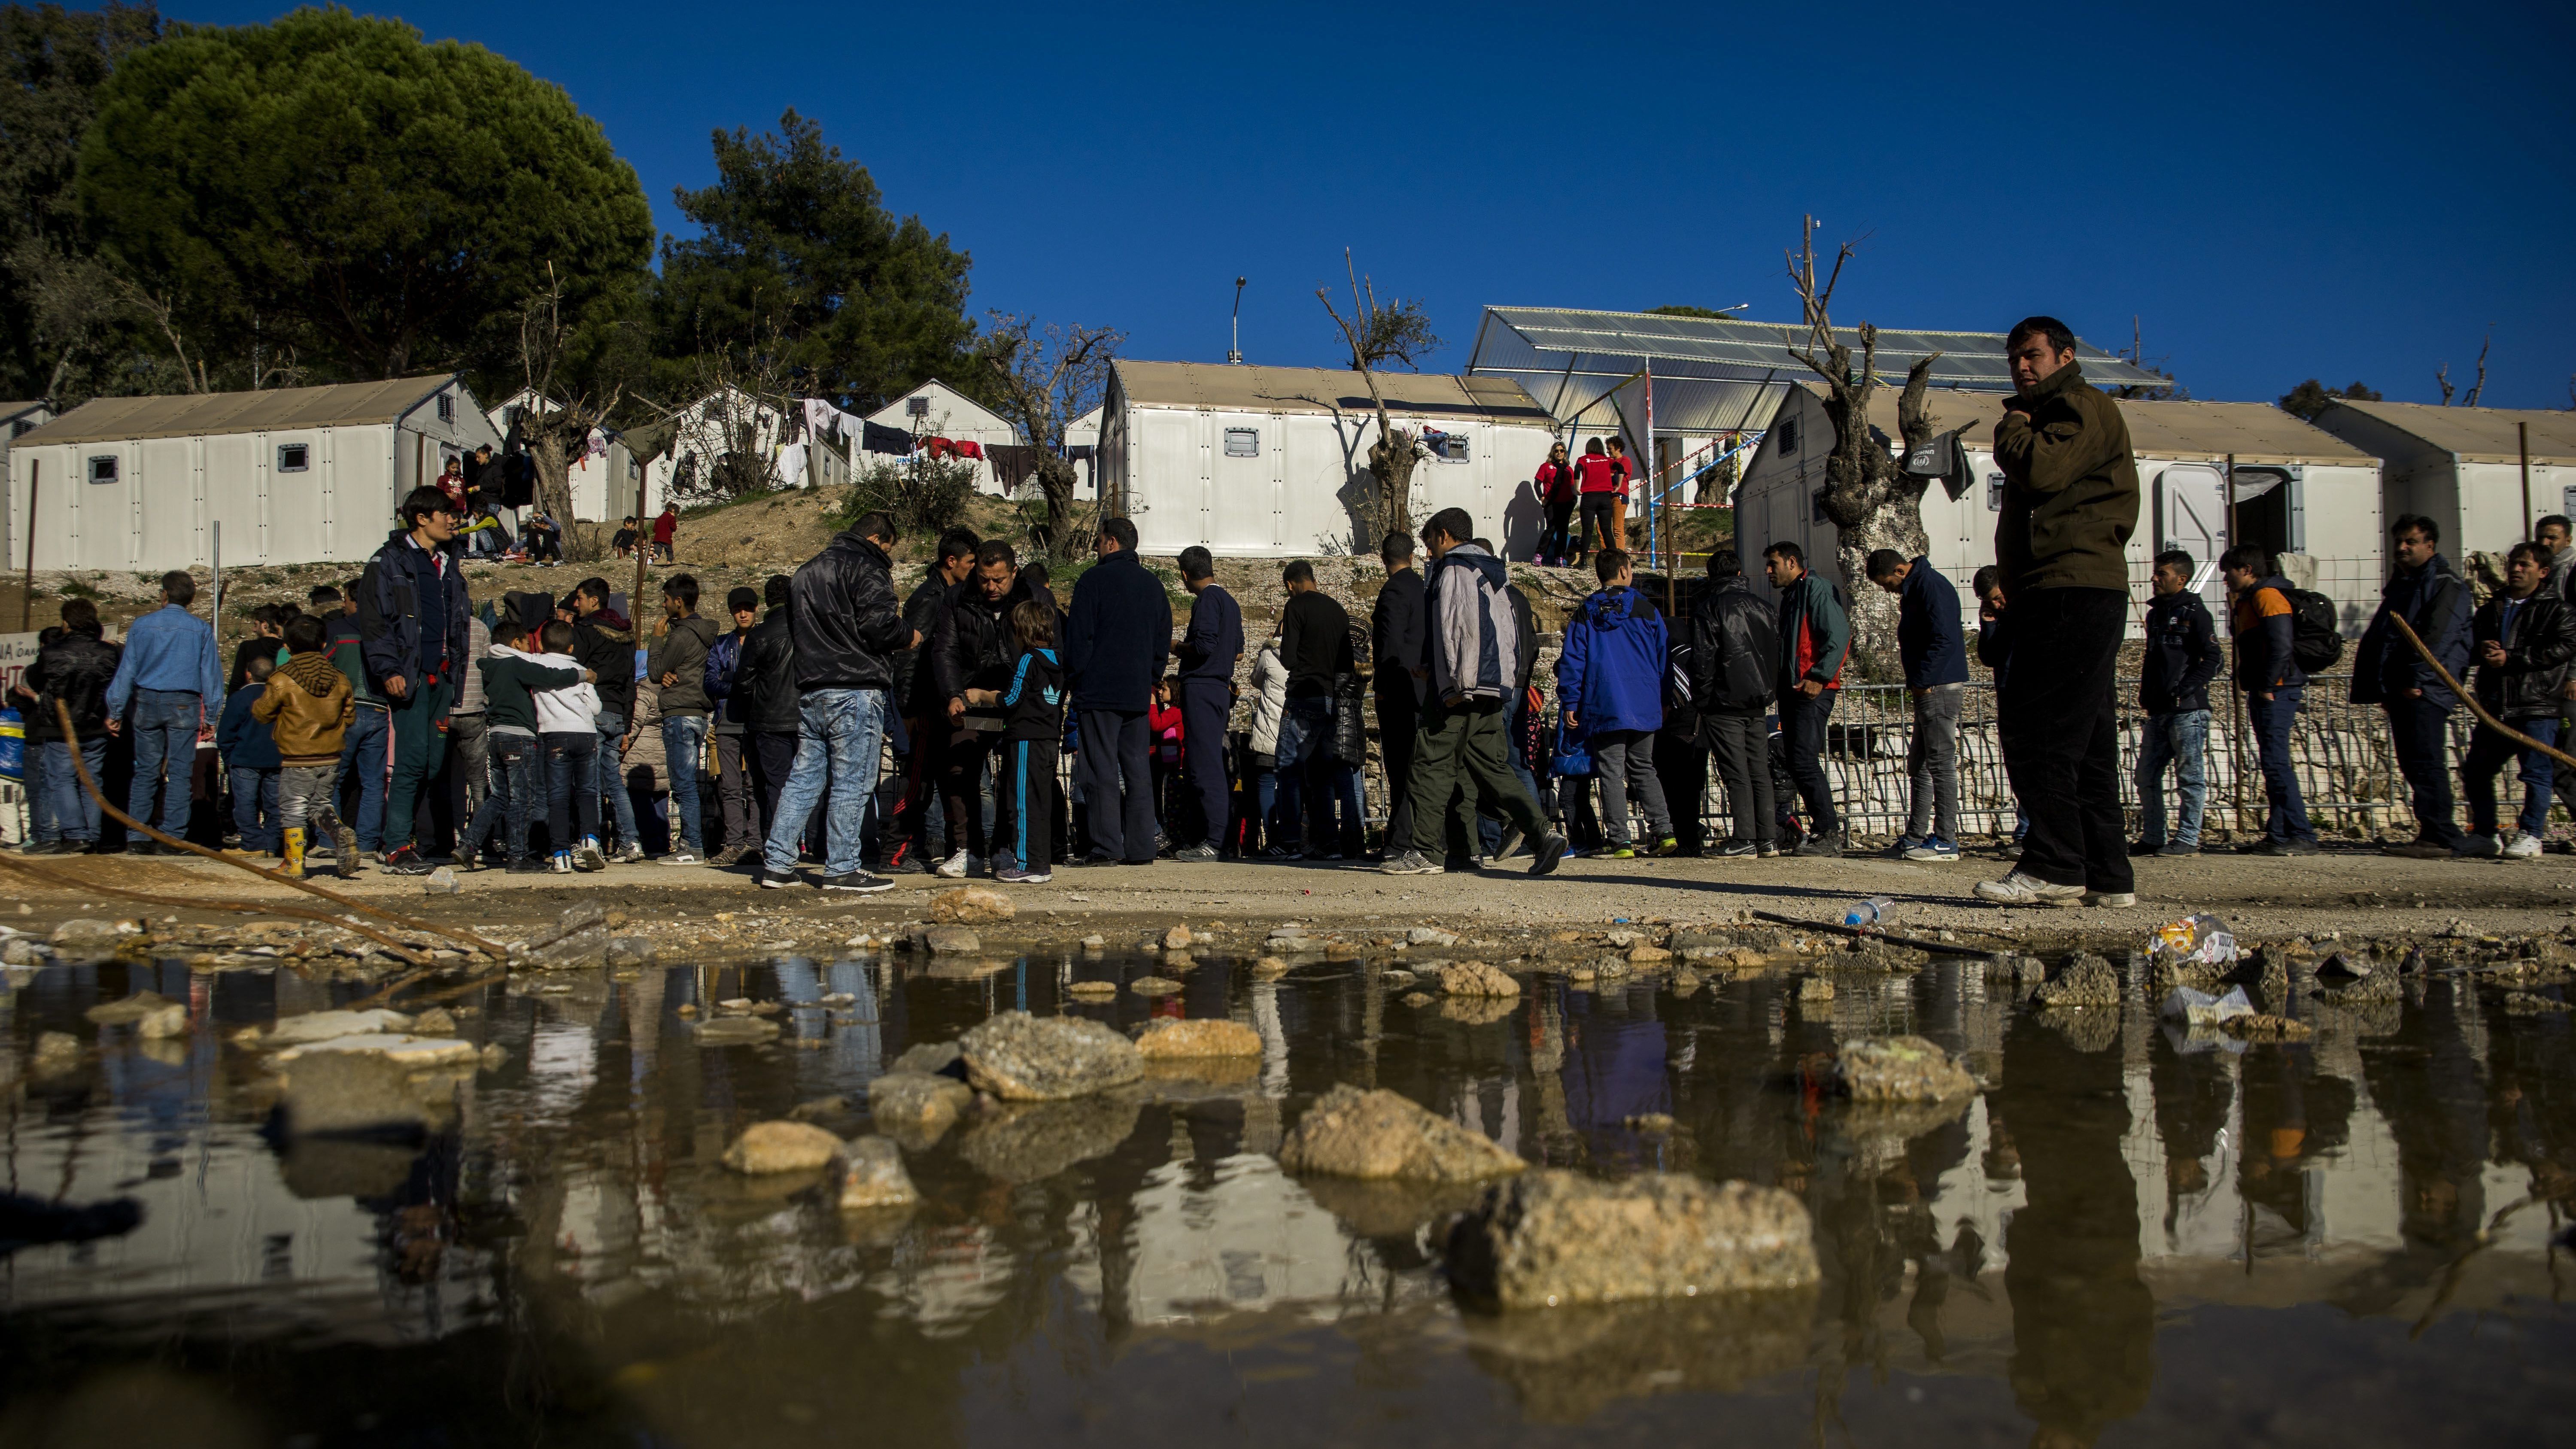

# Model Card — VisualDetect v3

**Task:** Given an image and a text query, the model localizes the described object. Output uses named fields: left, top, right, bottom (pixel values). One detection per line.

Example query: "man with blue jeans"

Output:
left=362, top=489, right=472, bottom=875
left=1867, top=549, right=1969, bottom=862
left=757, top=510, right=914, bottom=892
left=323, top=586, right=386, bottom=857
left=14, top=597, right=120, bottom=854
left=649, top=574, right=719, bottom=863
left=2458, top=542, right=2576, bottom=858
left=2133, top=550, right=2223, bottom=855
left=2223, top=547, right=2317, bottom=855
left=104, top=570, right=222, bottom=852
left=2353, top=516, right=2472, bottom=857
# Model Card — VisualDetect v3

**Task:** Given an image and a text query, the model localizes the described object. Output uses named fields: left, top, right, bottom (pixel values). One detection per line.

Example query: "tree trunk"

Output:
left=1366, top=410, right=1417, bottom=545
left=1035, top=455, right=1083, bottom=561
left=1811, top=349, right=1942, bottom=680
left=527, top=428, right=576, bottom=525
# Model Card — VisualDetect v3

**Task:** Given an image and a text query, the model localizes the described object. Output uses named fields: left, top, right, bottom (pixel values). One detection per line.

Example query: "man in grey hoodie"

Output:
left=1381, top=508, right=1565, bottom=878
left=649, top=573, right=720, bottom=863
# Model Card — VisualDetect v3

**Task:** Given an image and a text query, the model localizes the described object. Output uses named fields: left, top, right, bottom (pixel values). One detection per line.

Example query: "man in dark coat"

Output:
left=737, top=574, right=801, bottom=838
left=1689, top=550, right=1778, bottom=856
left=361, top=486, right=472, bottom=874
left=1371, top=531, right=1429, bottom=856
left=756, top=511, right=915, bottom=892
left=2353, top=513, right=2473, bottom=855
left=1060, top=516, right=1171, bottom=865
left=2132, top=550, right=2223, bottom=856
left=2458, top=541, right=2576, bottom=858
left=13, top=597, right=120, bottom=852
left=1170, top=545, right=1242, bottom=860
left=893, top=526, right=979, bottom=870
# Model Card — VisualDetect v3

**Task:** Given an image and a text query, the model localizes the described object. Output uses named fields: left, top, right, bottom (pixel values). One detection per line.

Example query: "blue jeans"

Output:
left=2134, top=708, right=2210, bottom=848
left=2464, top=717, right=2558, bottom=837
left=546, top=730, right=601, bottom=848
left=762, top=689, right=887, bottom=877
left=338, top=704, right=388, bottom=851
left=662, top=714, right=709, bottom=853
left=2247, top=689, right=2312, bottom=842
left=594, top=711, right=641, bottom=849
left=125, top=688, right=200, bottom=838
left=229, top=765, right=280, bottom=853
left=35, top=738, right=106, bottom=844
left=463, top=732, right=541, bottom=861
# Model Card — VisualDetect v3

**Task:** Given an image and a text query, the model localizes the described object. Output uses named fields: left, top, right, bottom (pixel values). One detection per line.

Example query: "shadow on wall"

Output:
left=1502, top=480, right=1545, bottom=561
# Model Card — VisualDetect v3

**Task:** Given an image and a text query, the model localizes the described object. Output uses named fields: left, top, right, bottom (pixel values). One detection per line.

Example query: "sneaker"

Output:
left=614, top=841, right=646, bottom=864
left=1260, top=843, right=1307, bottom=860
left=2382, top=838, right=2454, bottom=859
left=332, top=823, right=361, bottom=878
left=2503, top=830, right=2544, bottom=860
left=757, top=867, right=800, bottom=889
left=1528, top=832, right=1569, bottom=877
left=2252, top=836, right=2320, bottom=857
left=1756, top=840, right=1783, bottom=858
left=1604, top=844, right=1637, bottom=860
left=1904, top=836, right=1961, bottom=863
left=2084, top=890, right=2139, bottom=908
left=505, top=855, right=549, bottom=874
left=575, top=837, right=608, bottom=872
left=934, top=849, right=970, bottom=879
left=1994, top=839, right=2023, bottom=860
left=995, top=866, right=1053, bottom=884
left=456, top=851, right=488, bottom=873
left=1170, top=842, right=1220, bottom=863
left=2158, top=841, right=2200, bottom=857
left=2454, top=833, right=2501, bottom=859
left=1494, top=825, right=1525, bottom=861
left=1650, top=836, right=1681, bottom=857
left=706, top=844, right=745, bottom=868
left=1379, top=849, right=1443, bottom=875
left=1081, top=850, right=1120, bottom=868
left=662, top=849, right=705, bottom=866
left=1974, top=870, right=2086, bottom=906
left=1714, top=837, right=1759, bottom=858
left=1883, top=838, right=1921, bottom=861
left=1793, top=830, right=1843, bottom=858
left=550, top=851, right=574, bottom=874
left=2128, top=839, right=2164, bottom=857
left=819, top=871, right=896, bottom=893
left=382, top=846, right=436, bottom=876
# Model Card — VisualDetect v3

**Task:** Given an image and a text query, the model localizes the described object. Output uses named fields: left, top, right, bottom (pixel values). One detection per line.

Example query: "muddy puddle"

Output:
left=3, top=946, right=2573, bottom=1446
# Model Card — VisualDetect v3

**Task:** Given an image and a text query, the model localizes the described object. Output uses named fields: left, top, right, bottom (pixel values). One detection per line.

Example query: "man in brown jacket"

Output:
left=1975, top=316, right=2140, bottom=909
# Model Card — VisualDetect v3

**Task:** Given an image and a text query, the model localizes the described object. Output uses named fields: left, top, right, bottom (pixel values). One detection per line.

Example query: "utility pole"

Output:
left=1229, top=277, right=1247, bottom=365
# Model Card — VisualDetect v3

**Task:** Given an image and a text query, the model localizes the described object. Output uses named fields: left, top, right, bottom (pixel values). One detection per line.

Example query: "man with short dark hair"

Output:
left=1974, top=316, right=2140, bottom=907
left=102, top=570, right=221, bottom=851
left=1381, top=508, right=1563, bottom=876
left=1372, top=530, right=1429, bottom=855
left=360, top=488, right=471, bottom=874
left=2133, top=550, right=2222, bottom=856
left=650, top=573, right=720, bottom=863
left=703, top=583, right=765, bottom=865
left=739, top=574, right=801, bottom=839
left=1557, top=547, right=1671, bottom=857
left=2354, top=514, right=2471, bottom=856
left=16, top=597, right=120, bottom=854
left=757, top=510, right=913, bottom=892
left=2224, top=544, right=2318, bottom=855
left=1867, top=547, right=1968, bottom=862
left=1763, top=540, right=1850, bottom=856
left=929, top=539, right=1031, bottom=875
left=568, top=578, right=644, bottom=861
left=1689, top=549, right=1778, bottom=856
left=1276, top=559, right=1352, bottom=857
left=894, top=526, right=980, bottom=871
left=1062, top=516, right=1171, bottom=865
left=1170, top=544, right=1242, bottom=860
left=2459, top=541, right=2576, bottom=858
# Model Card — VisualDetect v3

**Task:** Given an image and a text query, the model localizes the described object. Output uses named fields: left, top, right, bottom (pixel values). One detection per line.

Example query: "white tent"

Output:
left=1095, top=360, right=1557, bottom=558
left=8, top=376, right=499, bottom=572
left=2309, top=401, right=2576, bottom=561
left=1733, top=388, right=2385, bottom=635
left=860, top=379, right=1027, bottom=497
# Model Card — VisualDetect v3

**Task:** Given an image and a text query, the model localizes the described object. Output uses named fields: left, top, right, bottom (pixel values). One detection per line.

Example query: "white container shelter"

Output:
left=2308, top=401, right=2576, bottom=561
left=1734, top=387, right=2385, bottom=635
left=1095, top=361, right=1558, bottom=559
left=8, top=376, right=498, bottom=572
left=0, top=399, right=60, bottom=569
left=860, top=379, right=1026, bottom=497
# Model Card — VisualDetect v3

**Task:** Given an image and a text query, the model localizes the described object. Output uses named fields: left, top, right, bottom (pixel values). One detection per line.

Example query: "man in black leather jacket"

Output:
left=893, top=526, right=979, bottom=872
left=756, top=512, right=917, bottom=891
left=2459, top=541, right=2576, bottom=859
left=14, top=598, right=121, bottom=852
left=1688, top=549, right=1780, bottom=856
left=738, top=574, right=800, bottom=836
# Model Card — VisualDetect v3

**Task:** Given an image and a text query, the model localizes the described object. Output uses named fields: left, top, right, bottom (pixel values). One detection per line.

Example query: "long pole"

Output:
left=2226, top=454, right=2243, bottom=831
left=211, top=520, right=222, bottom=639
left=17, top=458, right=34, bottom=631
left=2520, top=420, right=2533, bottom=541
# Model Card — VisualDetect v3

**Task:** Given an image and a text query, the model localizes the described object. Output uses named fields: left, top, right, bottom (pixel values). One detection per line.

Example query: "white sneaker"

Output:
left=615, top=841, right=646, bottom=864
left=1973, top=870, right=2086, bottom=906
left=2084, top=890, right=2139, bottom=908
left=2503, top=830, right=2544, bottom=860
left=935, top=849, right=970, bottom=879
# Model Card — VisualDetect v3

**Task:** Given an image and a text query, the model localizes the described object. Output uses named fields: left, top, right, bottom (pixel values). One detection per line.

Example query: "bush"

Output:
left=831, top=457, right=979, bottom=541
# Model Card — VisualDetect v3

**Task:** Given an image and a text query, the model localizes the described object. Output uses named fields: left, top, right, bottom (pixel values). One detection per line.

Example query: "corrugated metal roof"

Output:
left=1821, top=386, right=2370, bottom=464
left=1112, top=361, right=1553, bottom=425
left=0, top=401, right=47, bottom=420
left=2324, top=399, right=2576, bottom=465
left=1476, top=305, right=2172, bottom=389
left=15, top=376, right=460, bottom=446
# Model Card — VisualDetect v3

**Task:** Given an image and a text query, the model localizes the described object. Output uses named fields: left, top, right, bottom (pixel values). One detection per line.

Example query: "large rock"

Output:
left=922, top=926, right=981, bottom=955
left=721, top=1120, right=843, bottom=1174
left=888, top=1040, right=965, bottom=1078
left=1445, top=1170, right=1818, bottom=1310
left=263, top=1009, right=415, bottom=1047
left=272, top=1034, right=480, bottom=1070
left=837, top=1136, right=920, bottom=1209
left=1279, top=1085, right=1525, bottom=1182
left=957, top=1093, right=1143, bottom=1183
left=277, top=1049, right=462, bottom=1137
left=1440, top=961, right=1522, bottom=998
left=136, top=1003, right=189, bottom=1039
left=868, top=1071, right=972, bottom=1145
left=2034, top=954, right=2120, bottom=1006
left=695, top=1017, right=782, bottom=1047
left=960, top=1011, right=1142, bottom=1100
left=1834, top=1036, right=1974, bottom=1103
left=30, top=1030, right=84, bottom=1075
left=930, top=887, right=1015, bottom=924
left=49, top=918, right=136, bottom=951
left=1135, top=1018, right=1262, bottom=1058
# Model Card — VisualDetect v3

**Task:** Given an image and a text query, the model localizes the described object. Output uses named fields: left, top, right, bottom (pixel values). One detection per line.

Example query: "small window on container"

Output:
left=9, top=418, right=33, bottom=438
left=277, top=443, right=310, bottom=473
left=1223, top=427, right=1259, bottom=458
left=1446, top=435, right=1470, bottom=462
left=87, top=454, right=118, bottom=483
left=1810, top=488, right=1829, bottom=525
left=435, top=393, right=454, bottom=423
left=1777, top=417, right=1798, bottom=455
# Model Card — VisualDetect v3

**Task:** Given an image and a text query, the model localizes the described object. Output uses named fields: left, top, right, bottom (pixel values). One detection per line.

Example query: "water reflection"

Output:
left=2, top=946, right=2573, bottom=1446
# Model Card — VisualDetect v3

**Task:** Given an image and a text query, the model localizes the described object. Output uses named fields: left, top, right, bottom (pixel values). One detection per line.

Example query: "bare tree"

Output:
left=1316, top=250, right=1441, bottom=542
left=1778, top=216, right=1944, bottom=673
left=514, top=262, right=640, bottom=524
left=2436, top=331, right=2491, bottom=407
left=980, top=311, right=1124, bottom=559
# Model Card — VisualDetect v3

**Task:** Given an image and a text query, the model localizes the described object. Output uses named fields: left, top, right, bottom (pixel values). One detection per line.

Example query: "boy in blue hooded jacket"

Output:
left=1556, top=549, right=1674, bottom=857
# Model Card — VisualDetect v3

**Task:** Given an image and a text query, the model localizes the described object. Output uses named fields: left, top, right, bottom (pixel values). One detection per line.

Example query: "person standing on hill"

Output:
left=648, top=574, right=720, bottom=863
left=1974, top=316, right=2139, bottom=908
left=1275, top=559, right=1352, bottom=857
left=756, top=510, right=915, bottom=893
left=1535, top=442, right=1580, bottom=565
left=1170, top=546, right=1242, bottom=860
left=2457, top=542, right=2576, bottom=860
left=1573, top=439, right=1620, bottom=568
left=1061, top=516, right=1172, bottom=866
left=893, top=527, right=979, bottom=872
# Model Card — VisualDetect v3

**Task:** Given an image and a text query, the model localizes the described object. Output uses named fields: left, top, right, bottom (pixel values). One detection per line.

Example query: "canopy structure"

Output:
left=1465, top=305, right=2177, bottom=442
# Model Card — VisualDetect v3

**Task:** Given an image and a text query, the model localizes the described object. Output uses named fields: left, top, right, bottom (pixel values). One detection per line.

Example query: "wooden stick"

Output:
left=0, top=851, right=428, bottom=964
left=2388, top=612, right=2576, bottom=771
left=52, top=700, right=505, bottom=957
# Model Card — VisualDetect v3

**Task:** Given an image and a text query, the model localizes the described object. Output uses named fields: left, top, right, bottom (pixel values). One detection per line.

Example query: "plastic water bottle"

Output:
left=1843, top=897, right=1895, bottom=928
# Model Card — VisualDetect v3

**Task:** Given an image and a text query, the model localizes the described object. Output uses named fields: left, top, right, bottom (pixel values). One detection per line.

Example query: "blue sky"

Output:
left=172, top=0, right=2576, bottom=407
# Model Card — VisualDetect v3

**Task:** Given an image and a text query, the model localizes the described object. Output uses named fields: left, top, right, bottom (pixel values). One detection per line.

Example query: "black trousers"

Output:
left=1656, top=727, right=1708, bottom=854
left=1076, top=707, right=1157, bottom=862
left=1178, top=679, right=1231, bottom=850
left=1999, top=586, right=2132, bottom=892
left=1778, top=687, right=1839, bottom=835
left=995, top=737, right=1057, bottom=871
left=1577, top=496, right=1619, bottom=558
left=1704, top=710, right=1775, bottom=844
left=2385, top=697, right=2462, bottom=846
left=1376, top=690, right=1419, bottom=854
left=1543, top=498, right=1577, bottom=561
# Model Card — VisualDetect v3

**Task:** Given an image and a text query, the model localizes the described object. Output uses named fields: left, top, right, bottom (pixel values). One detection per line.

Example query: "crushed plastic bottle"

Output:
left=1843, top=897, right=1896, bottom=928
left=2148, top=912, right=2235, bottom=968
left=2159, top=983, right=2254, bottom=1026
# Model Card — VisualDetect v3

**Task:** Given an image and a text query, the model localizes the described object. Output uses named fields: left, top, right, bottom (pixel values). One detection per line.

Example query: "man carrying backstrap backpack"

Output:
left=2223, top=545, right=2319, bottom=855
left=1691, top=548, right=1780, bottom=857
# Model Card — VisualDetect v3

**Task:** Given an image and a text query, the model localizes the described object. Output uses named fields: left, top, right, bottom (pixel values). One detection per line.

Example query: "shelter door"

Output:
left=1136, top=412, right=1199, bottom=553
left=2159, top=464, right=2229, bottom=608
left=1208, top=414, right=1279, bottom=551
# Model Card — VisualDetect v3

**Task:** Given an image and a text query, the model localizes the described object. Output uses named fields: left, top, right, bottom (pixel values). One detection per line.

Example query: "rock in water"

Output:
left=1798, top=977, right=1835, bottom=1002
left=605, top=936, right=659, bottom=970
left=262, top=1009, right=416, bottom=1046
left=279, top=1050, right=459, bottom=1136
left=413, top=1008, right=457, bottom=1035
left=868, top=1071, right=971, bottom=1141
left=1162, top=923, right=1194, bottom=950
left=85, top=990, right=176, bottom=1026
left=1128, top=976, right=1182, bottom=995
left=1834, top=1036, right=1973, bottom=1103
left=1251, top=957, right=1291, bottom=978
left=30, top=1030, right=84, bottom=1075
left=890, top=1040, right=965, bottom=1077
left=721, top=1120, right=844, bottom=1174
left=960, top=1011, right=1144, bottom=1100
left=930, top=887, right=1015, bottom=924
left=695, top=1017, right=782, bottom=1047
left=2034, top=954, right=2120, bottom=1006
left=1439, top=961, right=1521, bottom=997
left=136, top=1003, right=188, bottom=1039
left=1445, top=1170, right=1819, bottom=1309
left=1407, top=927, right=1459, bottom=948
left=1279, top=1084, right=1525, bottom=1182
left=1135, top=1018, right=1262, bottom=1058
left=522, top=902, right=611, bottom=971
left=837, top=1136, right=920, bottom=1209
left=49, top=918, right=134, bottom=950
left=922, top=926, right=981, bottom=955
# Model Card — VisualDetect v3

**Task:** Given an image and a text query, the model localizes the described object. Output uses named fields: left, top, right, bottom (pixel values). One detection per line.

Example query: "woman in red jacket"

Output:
left=1535, top=442, right=1578, bottom=565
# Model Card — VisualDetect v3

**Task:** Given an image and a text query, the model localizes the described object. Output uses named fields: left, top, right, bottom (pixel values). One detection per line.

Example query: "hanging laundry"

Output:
left=955, top=439, right=984, bottom=460
left=775, top=442, right=808, bottom=489
left=987, top=444, right=1043, bottom=490
left=862, top=420, right=914, bottom=456
left=921, top=436, right=960, bottom=460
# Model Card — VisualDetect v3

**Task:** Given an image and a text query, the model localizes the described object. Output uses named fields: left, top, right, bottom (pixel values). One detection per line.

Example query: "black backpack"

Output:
left=2287, top=587, right=2344, bottom=672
